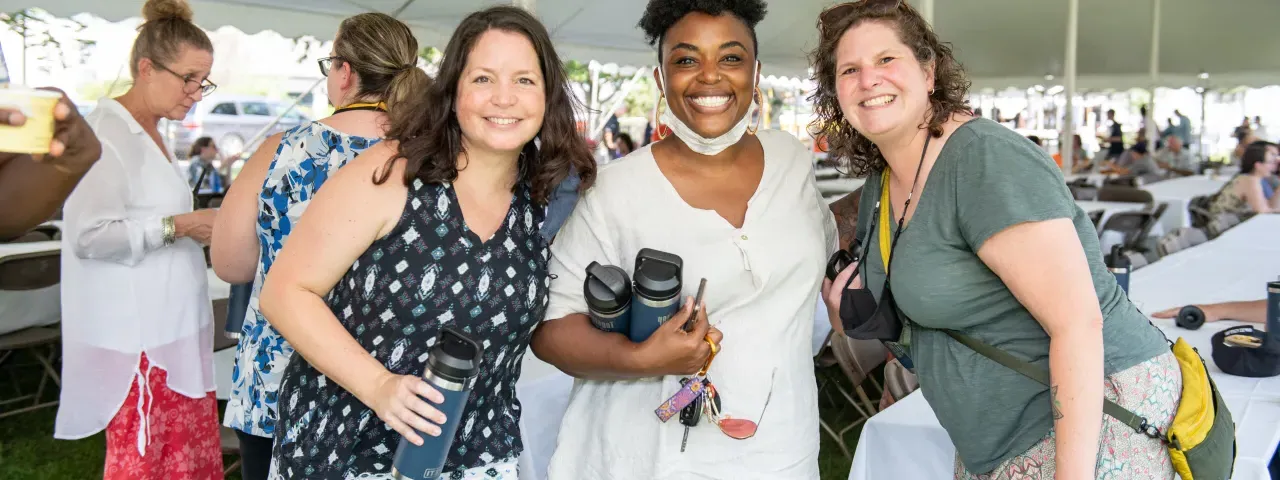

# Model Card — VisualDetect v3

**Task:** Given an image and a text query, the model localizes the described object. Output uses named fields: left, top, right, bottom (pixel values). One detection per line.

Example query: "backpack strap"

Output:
left=944, top=330, right=1163, bottom=439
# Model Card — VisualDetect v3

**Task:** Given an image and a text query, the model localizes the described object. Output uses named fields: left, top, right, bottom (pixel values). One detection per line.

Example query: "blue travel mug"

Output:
left=223, top=281, right=253, bottom=339
left=585, top=262, right=632, bottom=334
left=1108, top=245, right=1130, bottom=295
left=391, top=328, right=483, bottom=480
left=628, top=248, right=683, bottom=343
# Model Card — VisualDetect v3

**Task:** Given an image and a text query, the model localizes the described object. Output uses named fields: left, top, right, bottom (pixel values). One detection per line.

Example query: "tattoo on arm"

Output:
left=827, top=187, right=862, bottom=249
left=1051, top=385, right=1064, bottom=420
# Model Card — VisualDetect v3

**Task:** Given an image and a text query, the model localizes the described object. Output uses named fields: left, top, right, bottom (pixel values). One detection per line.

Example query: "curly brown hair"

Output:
left=377, top=6, right=595, bottom=205
left=808, top=1, right=971, bottom=177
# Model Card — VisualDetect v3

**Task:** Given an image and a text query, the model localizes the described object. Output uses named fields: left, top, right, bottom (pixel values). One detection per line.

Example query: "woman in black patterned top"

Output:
left=258, top=6, right=595, bottom=479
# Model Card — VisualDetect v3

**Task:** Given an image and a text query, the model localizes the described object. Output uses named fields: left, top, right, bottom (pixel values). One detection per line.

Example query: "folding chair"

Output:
left=1097, top=186, right=1154, bottom=204
left=0, top=250, right=62, bottom=418
left=814, top=331, right=884, bottom=458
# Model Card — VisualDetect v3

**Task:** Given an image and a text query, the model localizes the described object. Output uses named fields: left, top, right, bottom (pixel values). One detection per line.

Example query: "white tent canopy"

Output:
left=11, top=0, right=1280, bottom=89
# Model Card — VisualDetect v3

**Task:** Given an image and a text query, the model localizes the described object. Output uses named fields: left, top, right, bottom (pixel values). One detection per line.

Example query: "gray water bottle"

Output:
left=628, top=248, right=683, bottom=343
left=391, top=328, right=482, bottom=480
left=585, top=262, right=632, bottom=334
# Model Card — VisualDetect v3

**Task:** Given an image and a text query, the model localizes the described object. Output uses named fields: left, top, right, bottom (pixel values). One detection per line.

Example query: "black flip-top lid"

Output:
left=584, top=262, right=632, bottom=313
left=427, top=327, right=483, bottom=383
left=633, top=248, right=683, bottom=300
left=1108, top=245, right=1130, bottom=269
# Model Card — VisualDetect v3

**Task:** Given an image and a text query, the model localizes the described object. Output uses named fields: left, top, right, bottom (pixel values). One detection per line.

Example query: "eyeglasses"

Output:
left=318, top=56, right=344, bottom=77
left=154, top=62, right=217, bottom=96
left=818, top=0, right=904, bottom=35
left=705, top=367, right=775, bottom=439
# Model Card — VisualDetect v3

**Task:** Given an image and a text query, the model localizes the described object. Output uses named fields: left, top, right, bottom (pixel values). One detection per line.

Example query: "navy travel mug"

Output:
left=585, top=262, right=632, bottom=334
left=629, top=248, right=683, bottom=343
left=223, top=281, right=253, bottom=339
left=391, top=328, right=483, bottom=480
left=1108, top=245, right=1130, bottom=295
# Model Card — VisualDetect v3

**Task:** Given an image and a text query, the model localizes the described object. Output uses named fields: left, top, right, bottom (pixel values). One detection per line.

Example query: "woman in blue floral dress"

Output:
left=209, top=13, right=430, bottom=480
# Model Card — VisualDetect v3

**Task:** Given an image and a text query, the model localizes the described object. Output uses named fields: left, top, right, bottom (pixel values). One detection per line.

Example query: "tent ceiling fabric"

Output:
left=11, top=0, right=1280, bottom=89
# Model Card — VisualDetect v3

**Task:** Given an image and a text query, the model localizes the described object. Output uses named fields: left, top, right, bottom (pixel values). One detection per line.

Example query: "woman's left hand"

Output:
left=821, top=263, right=860, bottom=334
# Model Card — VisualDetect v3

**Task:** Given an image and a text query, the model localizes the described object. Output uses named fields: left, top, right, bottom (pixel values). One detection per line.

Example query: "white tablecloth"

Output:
left=850, top=216, right=1280, bottom=480
left=0, top=241, right=62, bottom=335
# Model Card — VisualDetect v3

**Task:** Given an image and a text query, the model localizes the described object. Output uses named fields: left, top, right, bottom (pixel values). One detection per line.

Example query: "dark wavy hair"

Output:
left=378, top=6, right=595, bottom=205
left=1241, top=140, right=1276, bottom=175
left=808, top=1, right=971, bottom=177
left=638, top=0, right=767, bottom=61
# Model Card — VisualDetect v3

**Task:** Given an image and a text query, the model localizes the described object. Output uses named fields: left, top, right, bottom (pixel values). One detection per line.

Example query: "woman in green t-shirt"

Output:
left=812, top=2, right=1180, bottom=479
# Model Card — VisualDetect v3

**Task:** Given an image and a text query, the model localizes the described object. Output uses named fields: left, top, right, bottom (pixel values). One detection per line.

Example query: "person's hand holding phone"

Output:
left=635, top=296, right=722, bottom=376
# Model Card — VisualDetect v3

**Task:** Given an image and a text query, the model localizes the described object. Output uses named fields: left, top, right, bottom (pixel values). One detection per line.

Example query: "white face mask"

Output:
left=657, top=62, right=760, bottom=156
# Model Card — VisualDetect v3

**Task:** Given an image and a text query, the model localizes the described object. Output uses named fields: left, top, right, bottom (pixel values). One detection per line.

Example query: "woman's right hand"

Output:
left=822, top=263, right=861, bottom=334
left=635, top=297, right=723, bottom=377
left=367, top=372, right=448, bottom=446
left=174, top=208, right=218, bottom=245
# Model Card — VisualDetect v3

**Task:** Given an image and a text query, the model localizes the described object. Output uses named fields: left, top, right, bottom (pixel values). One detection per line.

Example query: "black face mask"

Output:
left=827, top=135, right=932, bottom=368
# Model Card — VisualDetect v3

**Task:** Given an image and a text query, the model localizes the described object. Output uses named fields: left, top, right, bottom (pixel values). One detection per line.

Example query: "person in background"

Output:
left=1154, top=300, right=1265, bottom=324
left=0, top=91, right=102, bottom=239
left=1211, top=140, right=1280, bottom=216
left=209, top=12, right=426, bottom=480
left=1109, top=141, right=1164, bottom=184
left=1256, top=116, right=1270, bottom=142
left=813, top=2, right=1178, bottom=478
left=55, top=0, right=223, bottom=478
left=1154, top=136, right=1195, bottom=175
left=1026, top=135, right=1043, bottom=148
left=534, top=0, right=837, bottom=476
left=259, top=6, right=594, bottom=478
left=186, top=136, right=225, bottom=194
left=1174, top=109, right=1192, bottom=146
left=614, top=132, right=636, bottom=158
left=1105, top=109, right=1124, bottom=160
left=1053, top=134, right=1088, bottom=171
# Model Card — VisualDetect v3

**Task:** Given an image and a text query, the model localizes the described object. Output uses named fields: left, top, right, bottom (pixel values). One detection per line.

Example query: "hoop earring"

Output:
left=655, top=96, right=669, bottom=140
left=746, top=87, right=764, bottom=135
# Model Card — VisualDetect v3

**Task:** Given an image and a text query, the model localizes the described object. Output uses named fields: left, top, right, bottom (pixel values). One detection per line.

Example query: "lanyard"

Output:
left=334, top=101, right=387, bottom=114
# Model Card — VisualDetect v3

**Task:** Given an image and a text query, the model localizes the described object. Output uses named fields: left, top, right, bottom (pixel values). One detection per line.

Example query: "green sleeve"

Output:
left=952, top=134, right=1077, bottom=252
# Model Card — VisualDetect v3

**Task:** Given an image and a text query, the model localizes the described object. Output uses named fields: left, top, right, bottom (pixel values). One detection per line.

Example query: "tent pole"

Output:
left=920, top=0, right=934, bottom=25
left=589, top=67, right=648, bottom=140
left=1146, top=0, right=1161, bottom=146
left=1062, top=0, right=1078, bottom=174
left=513, top=0, right=536, bottom=13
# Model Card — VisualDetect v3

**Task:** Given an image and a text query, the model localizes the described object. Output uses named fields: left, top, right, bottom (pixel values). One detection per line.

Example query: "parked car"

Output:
left=172, top=95, right=310, bottom=159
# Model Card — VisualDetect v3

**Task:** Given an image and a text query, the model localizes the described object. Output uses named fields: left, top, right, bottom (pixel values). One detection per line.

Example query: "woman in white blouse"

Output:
left=56, top=0, right=224, bottom=478
left=530, top=1, right=836, bottom=478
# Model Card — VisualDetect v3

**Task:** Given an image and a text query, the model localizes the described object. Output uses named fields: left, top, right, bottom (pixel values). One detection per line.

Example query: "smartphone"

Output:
left=682, top=278, right=708, bottom=332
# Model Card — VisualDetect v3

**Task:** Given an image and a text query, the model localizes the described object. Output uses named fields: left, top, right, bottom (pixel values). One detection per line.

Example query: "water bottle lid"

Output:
left=427, top=327, right=482, bottom=383
left=633, top=248, right=683, bottom=299
left=584, top=262, right=631, bottom=313
left=1108, top=245, right=1129, bottom=269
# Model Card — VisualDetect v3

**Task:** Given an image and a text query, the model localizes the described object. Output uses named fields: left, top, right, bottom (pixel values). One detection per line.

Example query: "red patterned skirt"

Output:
left=103, top=353, right=223, bottom=480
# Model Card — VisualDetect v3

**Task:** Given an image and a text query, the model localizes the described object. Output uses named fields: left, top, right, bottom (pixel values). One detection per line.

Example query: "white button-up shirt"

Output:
left=543, top=129, right=838, bottom=479
left=55, top=98, right=214, bottom=442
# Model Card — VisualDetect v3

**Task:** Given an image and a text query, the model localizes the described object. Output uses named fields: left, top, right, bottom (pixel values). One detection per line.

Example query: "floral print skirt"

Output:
left=104, top=353, right=223, bottom=480
left=955, top=351, right=1181, bottom=480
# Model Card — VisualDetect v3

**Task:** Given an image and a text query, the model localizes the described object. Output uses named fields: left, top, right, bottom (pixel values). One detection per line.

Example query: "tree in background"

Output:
left=0, top=8, right=96, bottom=84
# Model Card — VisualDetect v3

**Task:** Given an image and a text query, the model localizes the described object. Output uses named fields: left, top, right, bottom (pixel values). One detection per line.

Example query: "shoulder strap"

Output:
left=878, top=169, right=892, bottom=269
left=943, top=330, right=1152, bottom=435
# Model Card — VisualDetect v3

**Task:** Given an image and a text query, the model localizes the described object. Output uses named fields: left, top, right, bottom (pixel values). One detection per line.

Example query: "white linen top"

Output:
left=55, top=98, right=214, bottom=444
left=543, top=129, right=838, bottom=479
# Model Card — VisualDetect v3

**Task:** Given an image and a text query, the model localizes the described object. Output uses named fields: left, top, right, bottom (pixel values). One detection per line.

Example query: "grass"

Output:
left=0, top=355, right=871, bottom=480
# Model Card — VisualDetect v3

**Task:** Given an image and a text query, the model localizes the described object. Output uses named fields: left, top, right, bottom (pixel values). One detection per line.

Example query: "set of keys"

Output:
left=676, top=376, right=721, bottom=452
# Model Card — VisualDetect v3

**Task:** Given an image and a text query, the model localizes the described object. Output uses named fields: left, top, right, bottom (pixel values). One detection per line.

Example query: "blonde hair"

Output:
left=131, top=0, right=213, bottom=78
left=333, top=13, right=430, bottom=119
